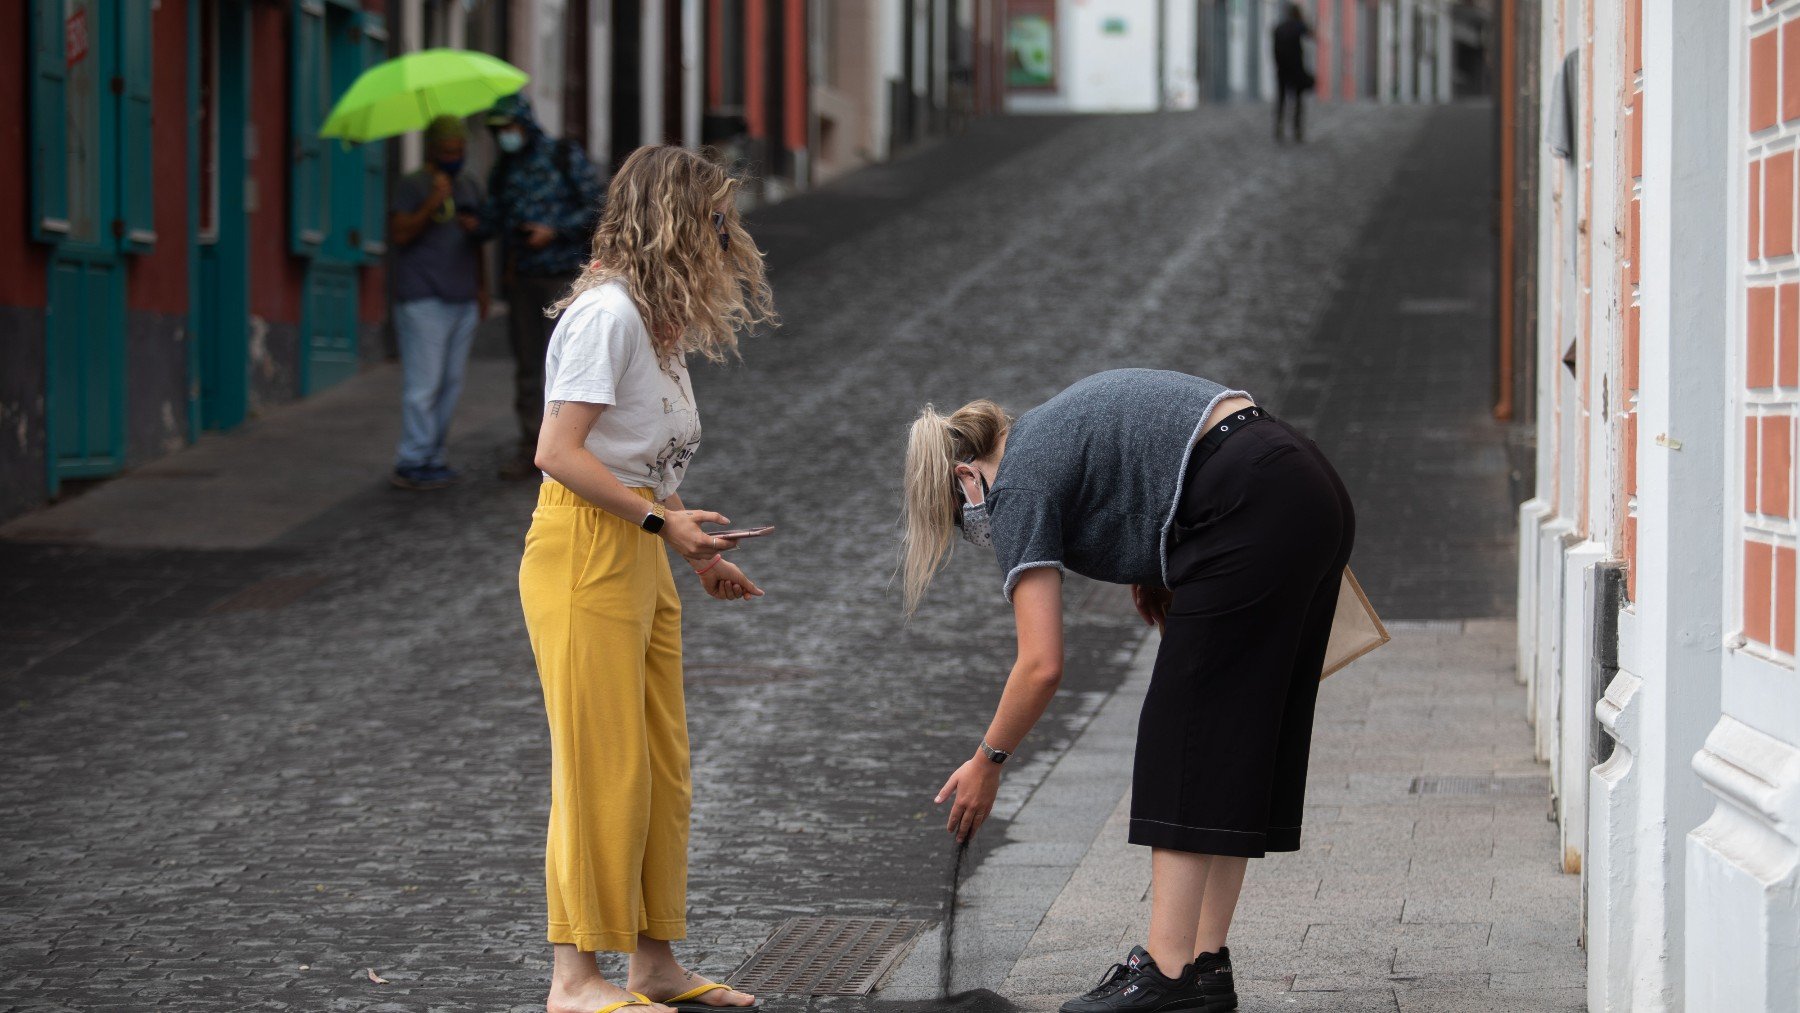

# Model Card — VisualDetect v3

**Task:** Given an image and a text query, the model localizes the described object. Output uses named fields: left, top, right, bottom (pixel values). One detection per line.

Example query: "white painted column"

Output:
left=683, top=0, right=702, bottom=149
left=1162, top=0, right=1198, bottom=110
left=870, top=0, right=901, bottom=161
left=1397, top=0, right=1414, bottom=101
left=912, top=0, right=930, bottom=110
left=1435, top=0, right=1452, bottom=101
left=1603, top=0, right=1729, bottom=1008
left=641, top=0, right=664, bottom=147
left=589, top=0, right=612, bottom=167
left=1687, top=6, right=1800, bottom=1006
left=399, top=0, right=425, bottom=170
left=1377, top=0, right=1395, bottom=102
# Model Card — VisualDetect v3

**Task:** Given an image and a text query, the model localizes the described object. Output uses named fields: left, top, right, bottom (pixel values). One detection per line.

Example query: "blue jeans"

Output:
left=393, top=297, right=479, bottom=469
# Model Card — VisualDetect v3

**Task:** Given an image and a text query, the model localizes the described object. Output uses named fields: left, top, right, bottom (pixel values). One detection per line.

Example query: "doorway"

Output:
left=195, top=0, right=250, bottom=430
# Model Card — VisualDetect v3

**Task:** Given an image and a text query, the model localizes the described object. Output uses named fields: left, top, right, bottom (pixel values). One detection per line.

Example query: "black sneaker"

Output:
left=1189, top=947, right=1237, bottom=1011
left=1059, top=946, right=1220, bottom=1013
left=1062, top=945, right=1154, bottom=1010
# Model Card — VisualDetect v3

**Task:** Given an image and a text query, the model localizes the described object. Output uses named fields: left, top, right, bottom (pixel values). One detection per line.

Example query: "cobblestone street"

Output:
left=0, top=102, right=1541, bottom=1012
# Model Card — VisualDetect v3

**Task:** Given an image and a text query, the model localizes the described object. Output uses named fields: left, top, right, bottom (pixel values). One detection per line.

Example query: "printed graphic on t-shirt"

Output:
left=648, top=356, right=701, bottom=488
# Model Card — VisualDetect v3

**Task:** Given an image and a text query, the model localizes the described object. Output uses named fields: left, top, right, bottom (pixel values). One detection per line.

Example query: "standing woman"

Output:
left=905, top=369, right=1354, bottom=1013
left=520, top=146, right=775, bottom=1013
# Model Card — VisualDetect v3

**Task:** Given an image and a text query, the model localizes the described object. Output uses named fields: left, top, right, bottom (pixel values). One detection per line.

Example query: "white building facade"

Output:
left=1518, top=0, right=1800, bottom=1009
left=1000, top=0, right=1476, bottom=112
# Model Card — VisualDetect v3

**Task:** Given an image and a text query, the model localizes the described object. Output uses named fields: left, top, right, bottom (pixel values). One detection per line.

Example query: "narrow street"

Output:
left=0, top=102, right=1536, bottom=1013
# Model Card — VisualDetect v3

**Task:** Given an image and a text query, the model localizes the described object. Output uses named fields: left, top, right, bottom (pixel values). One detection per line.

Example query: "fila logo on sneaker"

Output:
left=1122, top=984, right=1139, bottom=996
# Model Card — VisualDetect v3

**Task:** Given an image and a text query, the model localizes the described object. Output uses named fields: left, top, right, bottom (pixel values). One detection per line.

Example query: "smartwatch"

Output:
left=979, top=740, right=1011, bottom=765
left=641, top=504, right=666, bottom=534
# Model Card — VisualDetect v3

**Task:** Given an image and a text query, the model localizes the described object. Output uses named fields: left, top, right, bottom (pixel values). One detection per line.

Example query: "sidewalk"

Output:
left=976, top=621, right=1581, bottom=1013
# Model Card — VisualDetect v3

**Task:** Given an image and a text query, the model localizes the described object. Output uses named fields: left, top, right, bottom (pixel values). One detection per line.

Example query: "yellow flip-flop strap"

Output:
left=664, top=982, right=736, bottom=1004
left=594, top=1000, right=653, bottom=1013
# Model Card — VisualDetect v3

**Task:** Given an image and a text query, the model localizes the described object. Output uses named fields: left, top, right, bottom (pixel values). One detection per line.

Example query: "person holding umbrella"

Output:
left=386, top=114, right=487, bottom=490
left=316, top=49, right=531, bottom=487
left=904, top=371, right=1355, bottom=1013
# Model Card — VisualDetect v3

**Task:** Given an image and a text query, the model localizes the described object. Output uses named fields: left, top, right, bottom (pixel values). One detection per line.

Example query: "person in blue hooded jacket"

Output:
left=480, top=94, right=607, bottom=479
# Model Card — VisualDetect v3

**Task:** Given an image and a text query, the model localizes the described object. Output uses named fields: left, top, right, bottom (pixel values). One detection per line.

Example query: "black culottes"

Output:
left=1128, top=413, right=1355, bottom=858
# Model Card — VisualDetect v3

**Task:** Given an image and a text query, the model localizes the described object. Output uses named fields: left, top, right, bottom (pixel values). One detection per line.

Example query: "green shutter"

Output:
left=117, top=0, right=156, bottom=253
left=358, top=13, right=387, bottom=261
left=289, top=0, right=327, bottom=256
left=28, top=0, right=70, bottom=243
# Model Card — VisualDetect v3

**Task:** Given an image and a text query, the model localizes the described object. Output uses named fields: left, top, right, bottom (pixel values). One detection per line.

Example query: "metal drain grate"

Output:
left=207, top=574, right=328, bottom=614
left=1410, top=776, right=1550, bottom=797
left=683, top=664, right=815, bottom=687
left=731, top=916, right=926, bottom=996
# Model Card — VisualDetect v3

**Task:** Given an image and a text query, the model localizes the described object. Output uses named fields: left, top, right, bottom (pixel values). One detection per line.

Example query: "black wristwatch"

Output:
left=979, top=740, right=1010, bottom=765
left=641, top=505, right=666, bottom=534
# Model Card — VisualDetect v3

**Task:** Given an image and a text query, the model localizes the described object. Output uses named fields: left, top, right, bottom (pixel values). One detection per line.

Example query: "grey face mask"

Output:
left=956, top=466, right=993, bottom=547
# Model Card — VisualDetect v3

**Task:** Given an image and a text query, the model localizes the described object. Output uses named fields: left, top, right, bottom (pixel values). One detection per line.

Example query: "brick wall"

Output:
left=1744, top=0, right=1798, bottom=659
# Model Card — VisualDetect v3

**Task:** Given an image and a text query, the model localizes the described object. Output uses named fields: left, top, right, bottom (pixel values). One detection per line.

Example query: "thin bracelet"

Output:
left=693, top=555, right=721, bottom=576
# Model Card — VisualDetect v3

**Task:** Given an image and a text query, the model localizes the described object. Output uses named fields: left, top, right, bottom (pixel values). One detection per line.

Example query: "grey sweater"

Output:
left=987, top=369, right=1249, bottom=600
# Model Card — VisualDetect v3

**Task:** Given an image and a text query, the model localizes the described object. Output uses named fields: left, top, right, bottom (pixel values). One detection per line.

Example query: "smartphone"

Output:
left=709, top=526, right=775, bottom=540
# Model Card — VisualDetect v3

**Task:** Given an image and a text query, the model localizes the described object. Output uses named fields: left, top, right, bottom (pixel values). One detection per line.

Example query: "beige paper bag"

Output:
left=1321, top=567, right=1389, bottom=679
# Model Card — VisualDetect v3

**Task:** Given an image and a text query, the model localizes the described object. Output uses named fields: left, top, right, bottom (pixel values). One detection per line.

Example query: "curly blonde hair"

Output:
left=550, top=145, right=777, bottom=362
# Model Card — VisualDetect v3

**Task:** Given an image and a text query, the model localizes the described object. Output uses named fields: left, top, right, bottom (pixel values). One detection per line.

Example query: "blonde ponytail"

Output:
left=901, top=399, right=1011, bottom=614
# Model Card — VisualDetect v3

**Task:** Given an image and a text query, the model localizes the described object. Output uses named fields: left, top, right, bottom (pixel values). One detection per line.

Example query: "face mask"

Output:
left=496, top=129, right=525, bottom=154
left=436, top=157, right=464, bottom=176
left=960, top=500, right=993, bottom=547
left=956, top=467, right=993, bottom=547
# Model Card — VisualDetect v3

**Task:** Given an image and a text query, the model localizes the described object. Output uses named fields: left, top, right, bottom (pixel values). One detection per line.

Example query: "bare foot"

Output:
left=547, top=978, right=673, bottom=1013
left=627, top=966, right=757, bottom=1009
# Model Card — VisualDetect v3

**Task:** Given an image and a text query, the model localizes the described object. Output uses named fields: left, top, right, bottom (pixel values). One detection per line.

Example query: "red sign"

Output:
left=65, top=5, right=89, bottom=68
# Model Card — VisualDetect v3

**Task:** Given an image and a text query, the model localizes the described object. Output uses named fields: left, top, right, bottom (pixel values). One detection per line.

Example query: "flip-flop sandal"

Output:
left=594, top=995, right=657, bottom=1013
left=658, top=982, right=763, bottom=1012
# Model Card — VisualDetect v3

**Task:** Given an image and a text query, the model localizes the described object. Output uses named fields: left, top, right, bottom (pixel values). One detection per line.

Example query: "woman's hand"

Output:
left=696, top=557, right=763, bottom=600
left=660, top=510, right=737, bottom=561
left=1131, top=584, right=1172, bottom=630
left=936, top=757, right=1001, bottom=843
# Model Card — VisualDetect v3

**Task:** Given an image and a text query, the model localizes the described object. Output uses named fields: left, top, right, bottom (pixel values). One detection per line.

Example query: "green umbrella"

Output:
left=319, top=48, right=529, bottom=142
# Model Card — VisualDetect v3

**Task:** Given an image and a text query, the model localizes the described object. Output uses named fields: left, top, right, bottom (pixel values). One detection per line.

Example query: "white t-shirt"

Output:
left=543, top=279, right=701, bottom=500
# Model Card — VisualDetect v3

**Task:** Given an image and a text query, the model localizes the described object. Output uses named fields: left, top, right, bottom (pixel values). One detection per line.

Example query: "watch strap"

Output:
left=980, top=740, right=1010, bottom=764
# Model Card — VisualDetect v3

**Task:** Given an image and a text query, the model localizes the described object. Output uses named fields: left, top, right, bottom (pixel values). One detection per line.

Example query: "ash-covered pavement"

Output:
left=0, top=102, right=1480, bottom=1012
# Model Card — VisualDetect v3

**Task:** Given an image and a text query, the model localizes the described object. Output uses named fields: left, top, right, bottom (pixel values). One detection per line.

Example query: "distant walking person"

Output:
left=388, top=115, right=487, bottom=490
left=1272, top=3, right=1314, bottom=143
left=519, top=146, right=777, bottom=1013
left=904, top=371, right=1355, bottom=1013
left=481, top=93, right=606, bottom=480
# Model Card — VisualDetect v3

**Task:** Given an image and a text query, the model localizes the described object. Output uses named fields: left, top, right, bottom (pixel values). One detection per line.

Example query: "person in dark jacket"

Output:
left=480, top=93, right=607, bottom=479
left=1272, top=4, right=1313, bottom=143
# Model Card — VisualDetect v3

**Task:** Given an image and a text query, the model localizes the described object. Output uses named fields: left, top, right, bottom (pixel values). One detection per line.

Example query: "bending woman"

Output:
left=905, top=369, right=1354, bottom=1013
left=520, top=146, right=774, bottom=1013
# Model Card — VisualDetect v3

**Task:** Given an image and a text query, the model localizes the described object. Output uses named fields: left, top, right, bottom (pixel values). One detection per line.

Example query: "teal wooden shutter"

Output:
left=116, top=0, right=156, bottom=252
left=28, top=0, right=70, bottom=243
left=358, top=13, right=387, bottom=261
left=289, top=0, right=327, bottom=256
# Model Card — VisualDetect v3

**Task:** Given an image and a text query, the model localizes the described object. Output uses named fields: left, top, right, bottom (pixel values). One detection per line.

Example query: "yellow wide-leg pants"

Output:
left=519, top=481, right=690, bottom=953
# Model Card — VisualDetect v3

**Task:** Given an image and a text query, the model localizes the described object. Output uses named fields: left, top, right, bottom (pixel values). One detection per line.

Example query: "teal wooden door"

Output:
left=45, top=251, right=126, bottom=480
left=195, top=0, right=249, bottom=429
left=301, top=263, right=361, bottom=393
left=31, top=0, right=155, bottom=491
left=292, top=1, right=387, bottom=396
